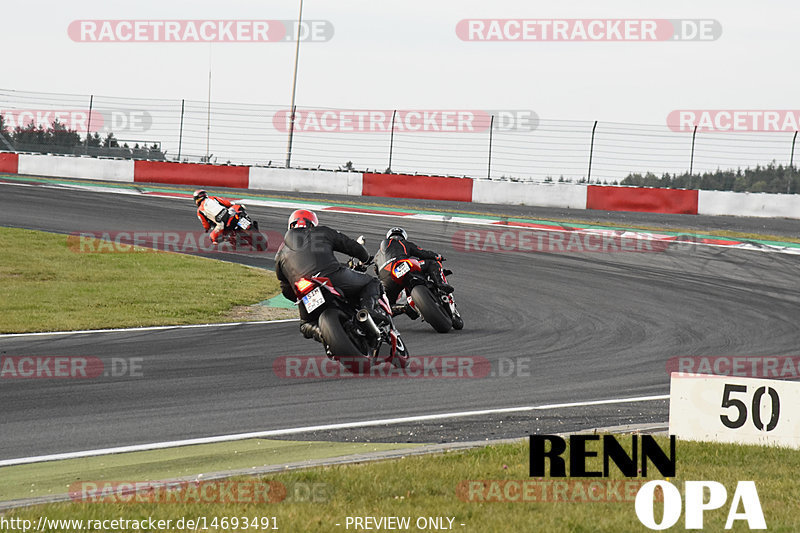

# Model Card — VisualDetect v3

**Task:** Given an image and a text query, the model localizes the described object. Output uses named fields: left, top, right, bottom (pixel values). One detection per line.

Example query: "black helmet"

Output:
left=386, top=227, right=407, bottom=240
left=193, top=189, right=208, bottom=205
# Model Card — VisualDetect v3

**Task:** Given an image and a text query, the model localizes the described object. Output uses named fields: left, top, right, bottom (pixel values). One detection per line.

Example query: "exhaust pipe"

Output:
left=356, top=309, right=381, bottom=337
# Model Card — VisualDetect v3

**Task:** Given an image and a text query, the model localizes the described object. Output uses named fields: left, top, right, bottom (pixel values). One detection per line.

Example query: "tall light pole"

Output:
left=285, top=0, right=304, bottom=168
left=206, top=44, right=212, bottom=162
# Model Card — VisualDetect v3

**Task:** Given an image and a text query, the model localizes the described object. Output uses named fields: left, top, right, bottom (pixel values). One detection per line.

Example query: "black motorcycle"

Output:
left=293, top=249, right=410, bottom=373
left=382, top=256, right=463, bottom=333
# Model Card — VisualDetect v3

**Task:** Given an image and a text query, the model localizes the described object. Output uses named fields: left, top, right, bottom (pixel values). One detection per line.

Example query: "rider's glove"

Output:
left=435, top=254, right=445, bottom=262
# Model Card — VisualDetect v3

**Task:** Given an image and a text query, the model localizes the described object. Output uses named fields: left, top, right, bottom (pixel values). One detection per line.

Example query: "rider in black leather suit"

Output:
left=275, top=209, right=382, bottom=341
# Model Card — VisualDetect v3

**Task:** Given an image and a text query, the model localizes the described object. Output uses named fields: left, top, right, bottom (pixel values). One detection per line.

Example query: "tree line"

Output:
left=0, top=116, right=158, bottom=151
left=620, top=163, right=800, bottom=194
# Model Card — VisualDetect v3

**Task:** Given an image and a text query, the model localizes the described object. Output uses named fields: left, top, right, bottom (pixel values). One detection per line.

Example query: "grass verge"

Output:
left=0, top=227, right=283, bottom=333
left=0, top=439, right=414, bottom=503
left=3, top=437, right=798, bottom=532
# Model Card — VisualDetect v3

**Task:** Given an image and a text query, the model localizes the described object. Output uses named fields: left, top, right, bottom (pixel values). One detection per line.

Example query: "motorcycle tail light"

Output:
left=295, top=278, right=314, bottom=295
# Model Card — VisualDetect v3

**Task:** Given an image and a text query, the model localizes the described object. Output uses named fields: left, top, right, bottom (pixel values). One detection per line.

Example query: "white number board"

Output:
left=669, top=373, right=800, bottom=449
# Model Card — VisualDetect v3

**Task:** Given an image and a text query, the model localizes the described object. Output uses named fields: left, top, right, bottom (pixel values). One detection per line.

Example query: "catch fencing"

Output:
left=1, top=88, right=797, bottom=184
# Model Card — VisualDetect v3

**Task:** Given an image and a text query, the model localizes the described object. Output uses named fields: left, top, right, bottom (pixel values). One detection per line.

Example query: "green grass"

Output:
left=0, top=439, right=415, bottom=502
left=3, top=437, right=798, bottom=532
left=0, top=227, right=280, bottom=332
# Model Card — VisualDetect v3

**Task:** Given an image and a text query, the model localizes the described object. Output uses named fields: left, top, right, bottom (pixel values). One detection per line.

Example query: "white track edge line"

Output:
left=0, top=394, right=669, bottom=466
left=0, top=318, right=300, bottom=338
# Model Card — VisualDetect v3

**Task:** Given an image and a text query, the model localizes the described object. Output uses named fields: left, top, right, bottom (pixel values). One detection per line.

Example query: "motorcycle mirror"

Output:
left=357, top=235, right=365, bottom=245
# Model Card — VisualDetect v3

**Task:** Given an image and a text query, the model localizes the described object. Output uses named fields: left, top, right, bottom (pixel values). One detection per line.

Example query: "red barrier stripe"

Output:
left=0, top=153, right=19, bottom=174
left=134, top=161, right=249, bottom=189
left=362, top=173, right=473, bottom=202
left=587, top=186, right=698, bottom=214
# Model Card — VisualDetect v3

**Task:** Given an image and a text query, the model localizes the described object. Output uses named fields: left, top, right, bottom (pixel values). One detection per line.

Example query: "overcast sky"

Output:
left=2, top=1, right=797, bottom=180
left=4, top=0, right=798, bottom=125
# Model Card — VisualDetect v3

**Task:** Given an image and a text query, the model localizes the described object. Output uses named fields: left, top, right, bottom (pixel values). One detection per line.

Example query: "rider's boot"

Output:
left=391, top=302, right=419, bottom=320
left=437, top=282, right=455, bottom=294
left=432, top=266, right=454, bottom=294
left=300, top=322, right=323, bottom=343
left=360, top=295, right=389, bottom=325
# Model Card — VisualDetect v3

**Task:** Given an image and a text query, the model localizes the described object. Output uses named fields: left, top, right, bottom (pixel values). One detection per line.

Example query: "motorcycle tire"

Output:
left=391, top=335, right=410, bottom=369
left=411, top=285, right=452, bottom=333
left=318, top=308, right=371, bottom=374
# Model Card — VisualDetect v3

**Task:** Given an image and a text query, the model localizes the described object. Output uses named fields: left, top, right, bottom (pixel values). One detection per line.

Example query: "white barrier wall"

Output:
left=17, top=154, right=134, bottom=182
left=698, top=190, right=800, bottom=219
left=472, top=180, right=587, bottom=209
left=249, top=168, right=362, bottom=196
left=7, top=153, right=800, bottom=219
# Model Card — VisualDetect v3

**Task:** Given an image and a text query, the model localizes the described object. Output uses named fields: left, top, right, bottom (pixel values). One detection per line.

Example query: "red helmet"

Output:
left=288, top=209, right=318, bottom=229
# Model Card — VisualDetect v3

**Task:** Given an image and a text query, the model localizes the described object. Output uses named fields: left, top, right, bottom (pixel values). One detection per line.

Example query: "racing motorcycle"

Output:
left=219, top=204, right=263, bottom=249
left=383, top=256, right=463, bottom=333
left=292, top=244, right=410, bottom=374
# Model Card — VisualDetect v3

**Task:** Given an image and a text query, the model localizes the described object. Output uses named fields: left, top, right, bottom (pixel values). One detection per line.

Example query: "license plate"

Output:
left=237, top=217, right=251, bottom=230
left=302, top=287, right=325, bottom=312
left=393, top=261, right=410, bottom=277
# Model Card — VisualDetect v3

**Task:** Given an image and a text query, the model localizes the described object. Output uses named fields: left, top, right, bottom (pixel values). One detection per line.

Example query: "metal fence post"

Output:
left=205, top=71, right=212, bottom=162
left=177, top=99, right=185, bottom=162
left=487, top=115, right=494, bottom=179
left=387, top=110, right=397, bottom=172
left=587, top=120, right=598, bottom=182
left=689, top=125, right=698, bottom=176
left=286, top=105, right=297, bottom=168
left=84, top=94, right=94, bottom=152
left=286, top=0, right=304, bottom=168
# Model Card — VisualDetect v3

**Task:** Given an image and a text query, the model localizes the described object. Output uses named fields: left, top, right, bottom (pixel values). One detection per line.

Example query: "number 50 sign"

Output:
left=669, top=373, right=800, bottom=449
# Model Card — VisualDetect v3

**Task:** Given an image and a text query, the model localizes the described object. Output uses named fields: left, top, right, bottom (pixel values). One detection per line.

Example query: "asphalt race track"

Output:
left=2, top=178, right=800, bottom=461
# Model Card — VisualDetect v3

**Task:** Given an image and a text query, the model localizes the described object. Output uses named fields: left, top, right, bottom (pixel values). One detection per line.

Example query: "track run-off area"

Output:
left=2, top=174, right=800, bottom=463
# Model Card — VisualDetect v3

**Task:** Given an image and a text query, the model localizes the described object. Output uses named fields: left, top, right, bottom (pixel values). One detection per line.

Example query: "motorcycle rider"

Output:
left=193, top=189, right=233, bottom=244
left=374, top=227, right=453, bottom=318
left=275, top=209, right=383, bottom=342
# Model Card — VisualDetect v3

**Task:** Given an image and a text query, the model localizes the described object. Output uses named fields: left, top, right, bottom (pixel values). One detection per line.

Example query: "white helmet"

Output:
left=386, top=227, right=407, bottom=240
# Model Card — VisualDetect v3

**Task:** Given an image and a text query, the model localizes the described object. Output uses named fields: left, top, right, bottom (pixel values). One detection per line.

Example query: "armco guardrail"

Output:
left=2, top=152, right=800, bottom=219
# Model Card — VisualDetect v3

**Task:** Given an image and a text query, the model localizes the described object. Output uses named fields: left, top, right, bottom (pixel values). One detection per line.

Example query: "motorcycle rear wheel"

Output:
left=411, top=285, right=452, bottom=333
left=318, top=308, right=371, bottom=374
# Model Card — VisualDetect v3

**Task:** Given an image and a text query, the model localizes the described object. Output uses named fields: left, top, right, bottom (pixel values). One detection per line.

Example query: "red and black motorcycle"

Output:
left=293, top=259, right=410, bottom=374
left=383, top=257, right=463, bottom=333
left=219, top=204, right=263, bottom=248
